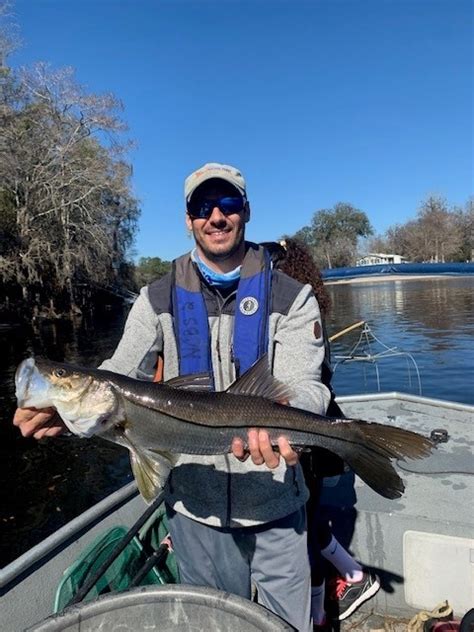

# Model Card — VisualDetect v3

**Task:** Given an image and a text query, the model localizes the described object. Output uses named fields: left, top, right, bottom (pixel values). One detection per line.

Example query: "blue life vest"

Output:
left=171, top=243, right=272, bottom=386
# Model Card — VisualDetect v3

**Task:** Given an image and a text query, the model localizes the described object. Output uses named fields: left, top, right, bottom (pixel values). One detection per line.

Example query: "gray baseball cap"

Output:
left=184, top=162, right=247, bottom=202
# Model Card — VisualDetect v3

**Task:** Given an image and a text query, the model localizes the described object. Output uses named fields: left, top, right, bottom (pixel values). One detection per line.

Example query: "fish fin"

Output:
left=164, top=373, right=213, bottom=391
left=226, top=355, right=293, bottom=402
left=129, top=446, right=177, bottom=504
left=109, top=428, right=177, bottom=503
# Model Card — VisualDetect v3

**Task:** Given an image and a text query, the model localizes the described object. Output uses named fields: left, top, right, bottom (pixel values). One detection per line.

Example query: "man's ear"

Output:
left=185, top=212, right=193, bottom=232
left=244, top=201, right=251, bottom=223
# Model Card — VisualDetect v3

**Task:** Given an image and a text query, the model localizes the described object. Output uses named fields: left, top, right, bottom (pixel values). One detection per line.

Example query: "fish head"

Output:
left=15, top=357, right=121, bottom=437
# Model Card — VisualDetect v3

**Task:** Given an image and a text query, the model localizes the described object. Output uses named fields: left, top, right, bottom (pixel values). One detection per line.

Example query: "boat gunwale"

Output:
left=0, top=481, right=139, bottom=589
left=336, top=390, right=474, bottom=413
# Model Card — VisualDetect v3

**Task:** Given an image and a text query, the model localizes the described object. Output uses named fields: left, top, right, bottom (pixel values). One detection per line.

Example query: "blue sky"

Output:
left=10, top=0, right=473, bottom=262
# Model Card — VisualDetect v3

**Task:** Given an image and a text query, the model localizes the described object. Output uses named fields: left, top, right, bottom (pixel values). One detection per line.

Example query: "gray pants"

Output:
left=166, top=505, right=312, bottom=632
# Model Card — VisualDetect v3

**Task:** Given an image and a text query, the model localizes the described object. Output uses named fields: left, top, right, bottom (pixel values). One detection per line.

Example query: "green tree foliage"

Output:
left=293, top=203, right=373, bottom=268
left=0, top=28, right=140, bottom=316
left=134, top=256, right=171, bottom=287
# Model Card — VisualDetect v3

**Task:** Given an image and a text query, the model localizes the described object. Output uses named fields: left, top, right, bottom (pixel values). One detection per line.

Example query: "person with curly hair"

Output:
left=261, top=238, right=380, bottom=629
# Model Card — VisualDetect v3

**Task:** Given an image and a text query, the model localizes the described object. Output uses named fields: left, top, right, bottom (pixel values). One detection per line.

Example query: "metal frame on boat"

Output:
left=331, top=321, right=423, bottom=395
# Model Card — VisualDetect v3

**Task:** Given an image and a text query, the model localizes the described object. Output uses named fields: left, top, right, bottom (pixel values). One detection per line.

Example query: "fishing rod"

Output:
left=66, top=490, right=166, bottom=607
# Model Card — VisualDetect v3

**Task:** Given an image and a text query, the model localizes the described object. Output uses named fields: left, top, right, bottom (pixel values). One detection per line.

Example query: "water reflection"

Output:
left=327, top=277, right=474, bottom=404
left=1, top=276, right=473, bottom=566
left=0, top=310, right=132, bottom=567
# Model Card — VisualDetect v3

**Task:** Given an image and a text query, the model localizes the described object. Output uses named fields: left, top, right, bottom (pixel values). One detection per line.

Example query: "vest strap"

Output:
left=233, top=247, right=271, bottom=376
left=172, top=243, right=271, bottom=384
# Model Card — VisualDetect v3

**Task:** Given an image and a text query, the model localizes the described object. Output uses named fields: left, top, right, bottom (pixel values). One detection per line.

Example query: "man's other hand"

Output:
left=13, top=407, right=66, bottom=439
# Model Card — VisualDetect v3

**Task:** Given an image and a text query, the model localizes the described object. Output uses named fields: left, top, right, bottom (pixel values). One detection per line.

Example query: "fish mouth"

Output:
left=15, top=358, right=36, bottom=407
left=15, top=357, right=53, bottom=409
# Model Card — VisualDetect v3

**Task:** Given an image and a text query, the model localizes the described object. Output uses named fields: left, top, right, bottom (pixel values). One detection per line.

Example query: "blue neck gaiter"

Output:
left=191, top=249, right=241, bottom=289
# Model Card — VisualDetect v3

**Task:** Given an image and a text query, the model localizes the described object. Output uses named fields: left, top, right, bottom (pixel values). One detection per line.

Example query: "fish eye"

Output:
left=54, top=368, right=67, bottom=378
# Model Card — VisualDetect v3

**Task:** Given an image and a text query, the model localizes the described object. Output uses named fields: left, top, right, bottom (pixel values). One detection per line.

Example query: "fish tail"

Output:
left=328, top=421, right=434, bottom=499
left=342, top=446, right=405, bottom=499
left=352, top=420, right=434, bottom=461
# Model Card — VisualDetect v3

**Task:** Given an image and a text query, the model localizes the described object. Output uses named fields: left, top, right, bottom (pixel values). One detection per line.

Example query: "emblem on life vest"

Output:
left=239, top=296, right=259, bottom=315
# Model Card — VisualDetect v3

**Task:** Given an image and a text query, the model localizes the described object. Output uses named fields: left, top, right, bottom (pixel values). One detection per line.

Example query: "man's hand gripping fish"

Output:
left=15, top=356, right=434, bottom=503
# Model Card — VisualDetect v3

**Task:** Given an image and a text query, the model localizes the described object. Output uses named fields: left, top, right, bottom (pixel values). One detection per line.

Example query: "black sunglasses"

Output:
left=187, top=195, right=246, bottom=220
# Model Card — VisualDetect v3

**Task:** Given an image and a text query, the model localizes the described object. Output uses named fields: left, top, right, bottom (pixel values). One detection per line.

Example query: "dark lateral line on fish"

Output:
left=115, top=417, right=432, bottom=460
left=163, top=415, right=432, bottom=453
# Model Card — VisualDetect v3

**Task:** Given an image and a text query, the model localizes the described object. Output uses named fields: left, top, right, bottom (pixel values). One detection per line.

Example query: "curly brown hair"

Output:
left=261, top=238, right=331, bottom=315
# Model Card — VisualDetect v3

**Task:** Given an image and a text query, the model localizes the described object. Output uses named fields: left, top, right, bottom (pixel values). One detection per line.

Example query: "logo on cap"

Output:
left=239, top=297, right=259, bottom=316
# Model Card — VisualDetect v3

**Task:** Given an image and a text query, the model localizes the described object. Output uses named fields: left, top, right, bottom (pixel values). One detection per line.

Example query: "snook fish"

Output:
left=15, top=356, right=434, bottom=503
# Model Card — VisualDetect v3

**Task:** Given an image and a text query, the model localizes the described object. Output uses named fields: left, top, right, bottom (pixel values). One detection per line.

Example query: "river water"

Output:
left=1, top=276, right=473, bottom=567
left=327, top=276, right=474, bottom=404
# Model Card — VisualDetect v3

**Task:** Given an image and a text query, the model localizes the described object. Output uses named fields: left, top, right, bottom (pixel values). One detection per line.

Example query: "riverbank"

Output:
left=325, top=274, right=464, bottom=285
left=322, top=262, right=474, bottom=284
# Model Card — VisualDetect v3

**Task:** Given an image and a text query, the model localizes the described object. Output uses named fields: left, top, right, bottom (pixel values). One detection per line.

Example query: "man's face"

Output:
left=185, top=179, right=249, bottom=266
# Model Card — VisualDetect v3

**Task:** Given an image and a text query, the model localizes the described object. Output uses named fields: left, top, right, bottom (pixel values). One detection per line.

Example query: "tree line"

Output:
left=0, top=4, right=139, bottom=319
left=290, top=196, right=472, bottom=270
left=134, top=193, right=472, bottom=287
left=367, top=196, right=473, bottom=266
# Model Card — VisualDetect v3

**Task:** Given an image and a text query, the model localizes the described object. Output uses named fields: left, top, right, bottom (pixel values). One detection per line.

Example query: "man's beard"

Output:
left=194, top=229, right=245, bottom=263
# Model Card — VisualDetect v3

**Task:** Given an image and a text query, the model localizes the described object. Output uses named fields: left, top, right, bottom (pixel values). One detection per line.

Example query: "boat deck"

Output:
left=326, top=393, right=474, bottom=623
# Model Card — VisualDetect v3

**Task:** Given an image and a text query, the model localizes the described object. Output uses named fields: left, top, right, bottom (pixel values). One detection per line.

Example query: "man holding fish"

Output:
left=14, top=163, right=432, bottom=631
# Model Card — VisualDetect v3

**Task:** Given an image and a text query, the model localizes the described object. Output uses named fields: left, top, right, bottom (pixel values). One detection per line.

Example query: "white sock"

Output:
left=311, top=582, right=326, bottom=625
left=321, top=535, right=364, bottom=583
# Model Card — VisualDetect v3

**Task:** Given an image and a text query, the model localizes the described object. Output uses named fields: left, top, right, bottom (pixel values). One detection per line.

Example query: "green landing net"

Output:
left=53, top=506, right=179, bottom=613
